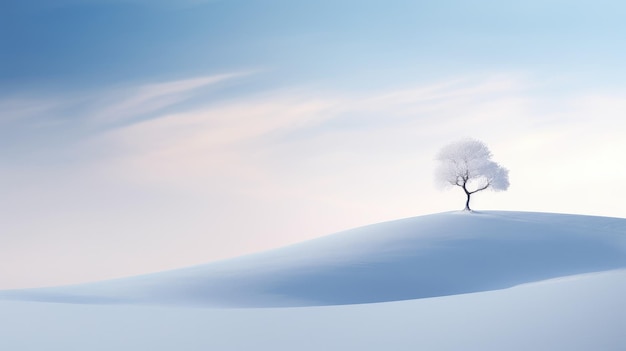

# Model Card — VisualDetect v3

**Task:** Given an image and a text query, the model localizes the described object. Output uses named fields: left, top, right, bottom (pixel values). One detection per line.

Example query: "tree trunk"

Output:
left=464, top=190, right=471, bottom=211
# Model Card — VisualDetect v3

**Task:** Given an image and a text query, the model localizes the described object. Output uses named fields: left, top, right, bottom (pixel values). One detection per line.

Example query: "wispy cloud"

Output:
left=0, top=97, right=66, bottom=125
left=87, top=74, right=531, bottom=194
left=89, top=72, right=250, bottom=123
left=0, top=72, right=252, bottom=159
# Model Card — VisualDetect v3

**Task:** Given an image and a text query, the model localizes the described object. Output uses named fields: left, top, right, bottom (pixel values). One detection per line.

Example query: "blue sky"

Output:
left=5, top=0, right=625, bottom=91
left=2, top=0, right=626, bottom=288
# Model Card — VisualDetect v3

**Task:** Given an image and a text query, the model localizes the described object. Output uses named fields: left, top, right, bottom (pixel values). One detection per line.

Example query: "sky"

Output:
left=2, top=0, right=626, bottom=289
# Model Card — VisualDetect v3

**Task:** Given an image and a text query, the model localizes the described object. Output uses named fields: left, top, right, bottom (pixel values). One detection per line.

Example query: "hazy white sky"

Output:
left=2, top=0, right=626, bottom=288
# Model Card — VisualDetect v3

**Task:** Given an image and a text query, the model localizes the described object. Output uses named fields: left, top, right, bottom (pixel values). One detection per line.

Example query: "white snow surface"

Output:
left=2, top=211, right=626, bottom=307
left=1, top=270, right=625, bottom=351
left=1, top=211, right=626, bottom=350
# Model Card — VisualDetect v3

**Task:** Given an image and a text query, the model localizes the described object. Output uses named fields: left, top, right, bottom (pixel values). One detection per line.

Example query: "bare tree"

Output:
left=435, top=138, right=509, bottom=211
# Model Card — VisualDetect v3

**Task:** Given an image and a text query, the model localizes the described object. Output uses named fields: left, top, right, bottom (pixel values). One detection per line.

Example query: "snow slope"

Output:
left=1, top=211, right=626, bottom=351
left=1, top=269, right=625, bottom=351
left=2, top=211, right=625, bottom=307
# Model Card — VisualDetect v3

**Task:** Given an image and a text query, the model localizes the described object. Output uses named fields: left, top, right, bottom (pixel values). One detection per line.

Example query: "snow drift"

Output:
left=2, top=211, right=625, bottom=307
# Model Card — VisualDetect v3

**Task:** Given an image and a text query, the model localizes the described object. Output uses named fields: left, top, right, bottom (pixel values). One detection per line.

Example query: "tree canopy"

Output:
left=435, top=138, right=509, bottom=211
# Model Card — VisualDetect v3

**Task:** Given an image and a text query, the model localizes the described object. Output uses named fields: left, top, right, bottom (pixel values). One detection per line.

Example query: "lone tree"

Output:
left=435, top=138, right=509, bottom=211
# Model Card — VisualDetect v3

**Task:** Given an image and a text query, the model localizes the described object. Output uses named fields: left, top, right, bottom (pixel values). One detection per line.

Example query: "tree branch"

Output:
left=469, top=182, right=490, bottom=194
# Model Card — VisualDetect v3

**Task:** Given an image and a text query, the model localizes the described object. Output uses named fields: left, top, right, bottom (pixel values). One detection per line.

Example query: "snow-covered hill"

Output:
left=2, top=211, right=626, bottom=350
left=2, top=211, right=625, bottom=307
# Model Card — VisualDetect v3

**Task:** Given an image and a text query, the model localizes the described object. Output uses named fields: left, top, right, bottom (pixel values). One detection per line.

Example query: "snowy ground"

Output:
left=1, top=211, right=625, bottom=350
